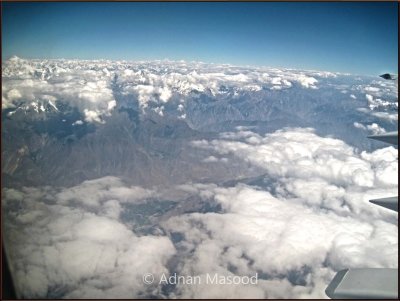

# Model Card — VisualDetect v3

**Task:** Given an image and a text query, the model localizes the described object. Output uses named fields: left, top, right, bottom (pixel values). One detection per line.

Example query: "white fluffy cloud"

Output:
left=354, top=122, right=387, bottom=135
left=3, top=178, right=175, bottom=298
left=162, top=183, right=396, bottom=298
left=2, top=57, right=116, bottom=122
left=56, top=176, right=155, bottom=209
left=365, top=94, right=395, bottom=110
left=161, top=127, right=398, bottom=298
left=3, top=125, right=398, bottom=299
left=192, top=127, right=398, bottom=190
left=115, top=63, right=323, bottom=110
left=357, top=108, right=398, bottom=122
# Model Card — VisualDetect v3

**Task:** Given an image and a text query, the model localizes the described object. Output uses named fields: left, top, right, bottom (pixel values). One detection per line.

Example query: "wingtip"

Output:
left=367, top=131, right=398, bottom=145
left=325, top=269, right=349, bottom=299
left=369, top=196, right=398, bottom=212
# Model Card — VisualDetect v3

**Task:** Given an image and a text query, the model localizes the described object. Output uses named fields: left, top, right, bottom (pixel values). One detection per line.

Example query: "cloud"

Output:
left=2, top=58, right=116, bottom=122
left=72, top=120, right=84, bottom=126
left=3, top=125, right=398, bottom=299
left=293, top=74, right=318, bottom=89
left=2, top=57, right=344, bottom=118
left=162, top=182, right=397, bottom=298
left=202, top=155, right=228, bottom=163
left=2, top=177, right=175, bottom=298
left=2, top=58, right=398, bottom=298
left=17, top=127, right=376, bottom=297
left=192, top=127, right=398, bottom=190
left=174, top=127, right=397, bottom=297
left=365, top=94, right=395, bottom=110
left=365, top=86, right=380, bottom=92
left=366, top=123, right=386, bottom=135
left=3, top=58, right=397, bottom=128
left=203, top=155, right=219, bottom=163
left=56, top=176, right=155, bottom=209
left=7, top=88, right=22, bottom=101
left=153, top=105, right=165, bottom=116
left=357, top=108, right=398, bottom=122
left=353, top=122, right=386, bottom=135
left=83, top=109, right=103, bottom=123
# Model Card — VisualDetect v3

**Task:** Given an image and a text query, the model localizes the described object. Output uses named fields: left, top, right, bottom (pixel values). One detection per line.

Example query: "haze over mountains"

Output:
left=2, top=57, right=398, bottom=298
left=2, top=57, right=397, bottom=187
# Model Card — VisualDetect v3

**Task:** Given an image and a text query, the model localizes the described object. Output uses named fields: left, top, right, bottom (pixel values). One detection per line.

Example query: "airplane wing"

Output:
left=370, top=196, right=398, bottom=212
left=326, top=75, right=398, bottom=299
left=380, top=73, right=398, bottom=80
left=325, top=268, right=398, bottom=299
left=367, top=131, right=398, bottom=145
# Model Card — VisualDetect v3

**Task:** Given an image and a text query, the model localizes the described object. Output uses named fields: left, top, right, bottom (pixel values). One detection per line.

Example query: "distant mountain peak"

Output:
left=8, top=55, right=23, bottom=62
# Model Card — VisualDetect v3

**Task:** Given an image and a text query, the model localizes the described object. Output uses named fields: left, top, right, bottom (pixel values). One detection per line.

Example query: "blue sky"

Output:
left=2, top=2, right=398, bottom=75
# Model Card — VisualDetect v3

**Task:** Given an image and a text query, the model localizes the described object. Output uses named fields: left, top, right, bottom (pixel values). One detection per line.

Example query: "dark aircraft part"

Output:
left=325, top=268, right=398, bottom=299
left=370, top=196, right=398, bottom=212
left=380, top=73, right=398, bottom=80
left=368, top=131, right=398, bottom=145
left=2, top=245, right=17, bottom=299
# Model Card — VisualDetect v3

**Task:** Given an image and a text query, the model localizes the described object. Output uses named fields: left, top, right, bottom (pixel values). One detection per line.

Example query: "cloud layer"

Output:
left=3, top=127, right=397, bottom=298
left=3, top=178, right=175, bottom=298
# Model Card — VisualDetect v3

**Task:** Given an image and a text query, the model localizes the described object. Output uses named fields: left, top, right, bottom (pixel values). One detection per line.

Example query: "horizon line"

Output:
left=3, top=55, right=383, bottom=77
